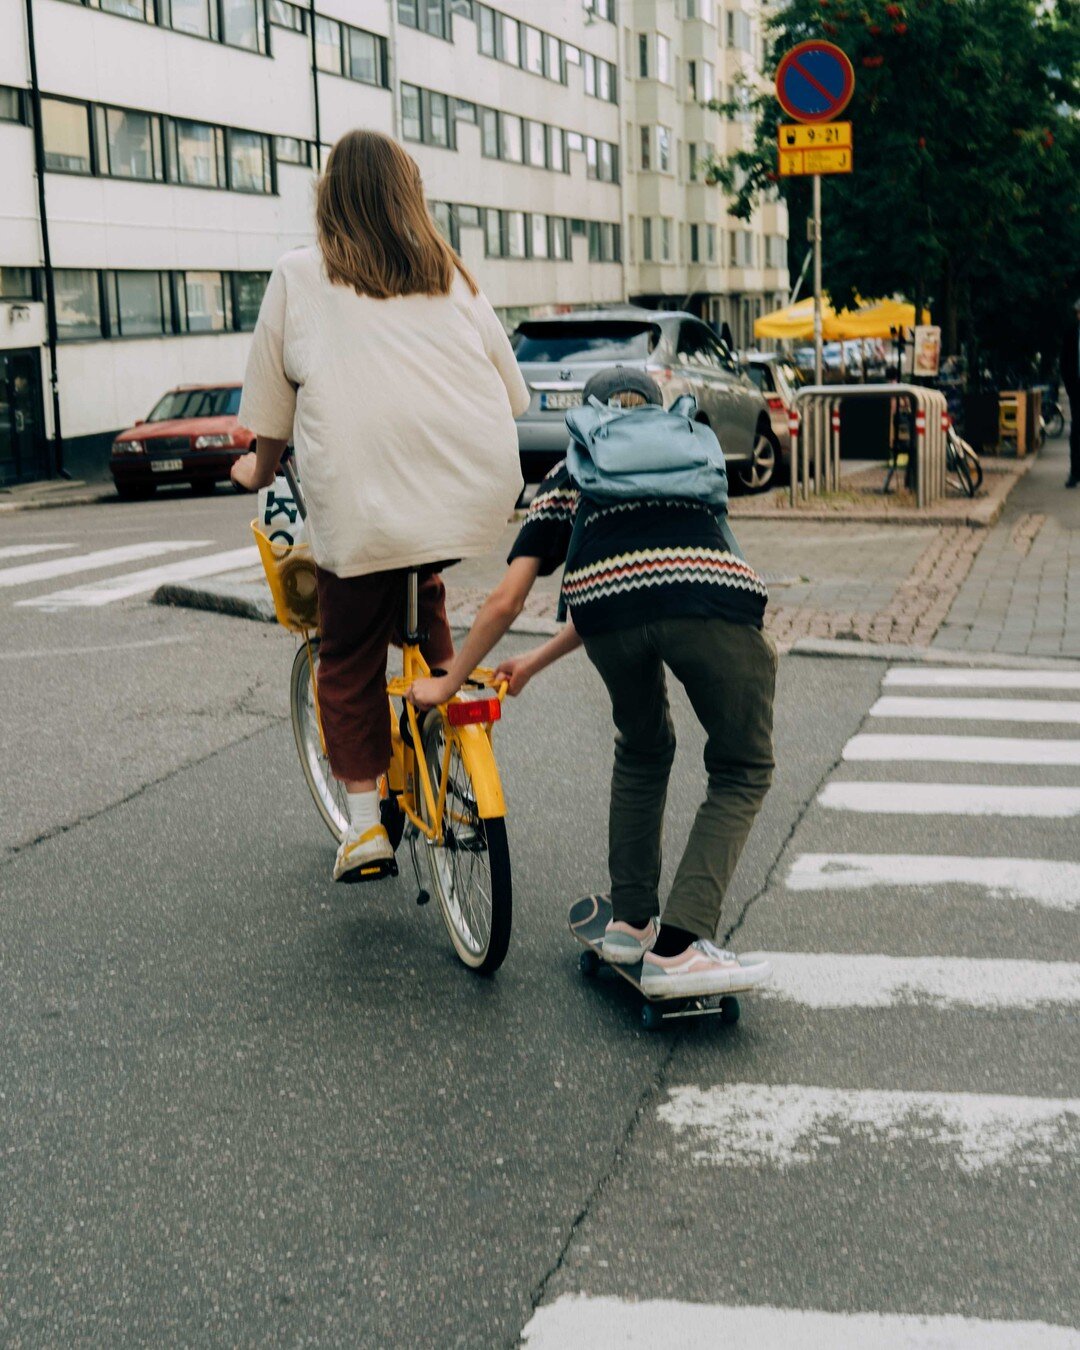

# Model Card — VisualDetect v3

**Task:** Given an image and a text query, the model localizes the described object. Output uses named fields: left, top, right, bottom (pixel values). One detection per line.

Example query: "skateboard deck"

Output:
left=568, top=894, right=743, bottom=1030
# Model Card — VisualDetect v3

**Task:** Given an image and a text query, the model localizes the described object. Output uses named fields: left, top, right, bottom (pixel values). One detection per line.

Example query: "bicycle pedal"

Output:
left=339, top=857, right=399, bottom=885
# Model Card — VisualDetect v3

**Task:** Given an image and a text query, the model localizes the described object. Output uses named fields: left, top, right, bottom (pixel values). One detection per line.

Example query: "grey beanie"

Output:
left=582, top=366, right=664, bottom=408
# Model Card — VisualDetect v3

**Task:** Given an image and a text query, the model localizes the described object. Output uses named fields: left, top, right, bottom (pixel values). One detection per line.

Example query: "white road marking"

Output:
left=0, top=634, right=191, bottom=662
left=0, top=543, right=73, bottom=561
left=17, top=547, right=259, bottom=609
left=844, top=733, right=1080, bottom=766
left=871, top=695, right=1080, bottom=725
left=885, top=667, right=1080, bottom=691
left=0, top=540, right=210, bottom=589
left=819, top=782, right=1080, bottom=818
left=658, top=1083, right=1080, bottom=1173
left=759, top=953, right=1080, bottom=1010
left=520, top=1296, right=1080, bottom=1349
left=786, top=853, right=1080, bottom=911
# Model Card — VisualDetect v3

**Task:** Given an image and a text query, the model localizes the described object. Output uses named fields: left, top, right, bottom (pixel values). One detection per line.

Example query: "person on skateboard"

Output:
left=408, top=368, right=774, bottom=999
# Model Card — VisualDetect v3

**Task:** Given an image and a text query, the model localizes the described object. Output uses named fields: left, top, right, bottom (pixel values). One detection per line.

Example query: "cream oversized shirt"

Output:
left=239, top=246, right=529, bottom=578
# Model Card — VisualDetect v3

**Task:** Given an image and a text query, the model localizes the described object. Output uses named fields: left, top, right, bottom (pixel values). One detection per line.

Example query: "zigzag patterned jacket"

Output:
left=508, top=462, right=769, bottom=638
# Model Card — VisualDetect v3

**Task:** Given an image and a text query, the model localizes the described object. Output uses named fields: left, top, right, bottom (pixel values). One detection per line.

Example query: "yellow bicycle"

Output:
left=253, top=462, right=513, bottom=974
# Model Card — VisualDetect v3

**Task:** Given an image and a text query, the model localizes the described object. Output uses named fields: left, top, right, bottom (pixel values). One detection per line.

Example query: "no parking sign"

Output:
left=775, top=40, right=855, bottom=124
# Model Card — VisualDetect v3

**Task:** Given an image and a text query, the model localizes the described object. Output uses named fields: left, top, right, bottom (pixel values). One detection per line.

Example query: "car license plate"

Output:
left=541, top=391, right=582, bottom=411
left=151, top=458, right=184, bottom=472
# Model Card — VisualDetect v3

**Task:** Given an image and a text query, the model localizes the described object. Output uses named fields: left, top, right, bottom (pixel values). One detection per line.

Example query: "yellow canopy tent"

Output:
left=825, top=298, right=930, bottom=340
left=753, top=296, right=835, bottom=341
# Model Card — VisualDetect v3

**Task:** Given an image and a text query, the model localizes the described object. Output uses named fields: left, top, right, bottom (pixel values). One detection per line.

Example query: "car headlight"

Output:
left=194, top=433, right=233, bottom=449
left=114, top=439, right=144, bottom=455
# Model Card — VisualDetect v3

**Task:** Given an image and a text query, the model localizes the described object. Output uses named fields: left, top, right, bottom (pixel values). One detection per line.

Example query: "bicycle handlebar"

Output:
left=280, top=454, right=307, bottom=520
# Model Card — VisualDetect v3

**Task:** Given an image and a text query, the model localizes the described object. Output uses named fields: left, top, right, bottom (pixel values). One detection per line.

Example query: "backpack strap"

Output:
left=556, top=492, right=590, bottom=623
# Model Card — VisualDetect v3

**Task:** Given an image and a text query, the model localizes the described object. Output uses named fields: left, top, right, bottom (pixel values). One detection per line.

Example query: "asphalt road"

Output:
left=1, top=489, right=1078, bottom=1347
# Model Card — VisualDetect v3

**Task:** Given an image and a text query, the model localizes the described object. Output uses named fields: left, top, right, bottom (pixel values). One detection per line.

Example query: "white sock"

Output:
left=346, top=789, right=381, bottom=835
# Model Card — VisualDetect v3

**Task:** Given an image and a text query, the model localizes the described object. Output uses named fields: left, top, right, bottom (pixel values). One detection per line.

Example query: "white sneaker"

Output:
left=640, top=941, right=772, bottom=998
left=602, top=917, right=659, bottom=965
left=333, top=822, right=394, bottom=882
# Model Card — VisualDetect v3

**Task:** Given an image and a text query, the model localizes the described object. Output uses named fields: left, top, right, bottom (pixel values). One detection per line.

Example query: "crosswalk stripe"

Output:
left=16, top=547, right=259, bottom=609
left=885, top=667, right=1080, bottom=691
left=658, top=1083, right=1080, bottom=1172
left=820, top=781, right=1080, bottom=817
left=520, top=1296, right=1080, bottom=1349
left=844, top=733, right=1080, bottom=766
left=871, top=695, right=1080, bottom=725
left=759, top=953, right=1080, bottom=1010
left=0, top=540, right=210, bottom=589
left=786, top=852, right=1080, bottom=910
left=0, top=543, right=73, bottom=561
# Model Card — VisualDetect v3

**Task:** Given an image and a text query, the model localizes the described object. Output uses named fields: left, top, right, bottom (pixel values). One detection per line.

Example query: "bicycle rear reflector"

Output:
left=447, top=695, right=501, bottom=727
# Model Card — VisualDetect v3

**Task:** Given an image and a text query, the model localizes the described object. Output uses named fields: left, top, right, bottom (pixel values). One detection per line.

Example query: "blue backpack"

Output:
left=565, top=394, right=729, bottom=511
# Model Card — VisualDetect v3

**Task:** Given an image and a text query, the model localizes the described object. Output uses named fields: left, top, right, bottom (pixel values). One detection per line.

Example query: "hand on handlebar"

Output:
left=491, top=655, right=534, bottom=697
left=230, top=451, right=272, bottom=493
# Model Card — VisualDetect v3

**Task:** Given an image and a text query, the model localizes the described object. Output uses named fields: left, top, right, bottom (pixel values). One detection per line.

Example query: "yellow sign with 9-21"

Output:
left=777, top=121, right=853, bottom=176
left=779, top=121, right=851, bottom=150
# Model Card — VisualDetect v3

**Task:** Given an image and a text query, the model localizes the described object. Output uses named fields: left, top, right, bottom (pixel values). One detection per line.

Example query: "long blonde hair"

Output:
left=315, top=129, right=478, bottom=299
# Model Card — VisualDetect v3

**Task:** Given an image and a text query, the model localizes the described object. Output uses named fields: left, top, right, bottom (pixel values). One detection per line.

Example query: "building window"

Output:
left=523, top=25, right=543, bottom=75
left=457, top=204, right=480, bottom=228
left=348, top=28, right=385, bottom=85
left=661, top=217, right=672, bottom=262
left=401, top=86, right=454, bottom=149
left=642, top=218, right=652, bottom=262
left=228, top=129, right=272, bottom=192
left=315, top=16, right=342, bottom=73
left=728, top=9, right=752, bottom=51
left=168, top=0, right=216, bottom=41
left=0, top=87, right=26, bottom=125
left=501, top=14, right=520, bottom=65
left=477, top=5, right=496, bottom=55
left=550, top=217, right=569, bottom=260
left=588, top=221, right=619, bottom=263
left=688, top=142, right=698, bottom=181
left=430, top=201, right=456, bottom=249
left=639, top=126, right=651, bottom=172
left=657, top=125, right=671, bottom=172
left=479, top=107, right=499, bottom=157
left=101, top=0, right=154, bottom=17
left=99, top=106, right=164, bottom=181
left=583, top=53, right=616, bottom=102
left=0, top=268, right=39, bottom=300
left=707, top=225, right=717, bottom=262
left=530, top=213, right=548, bottom=259
left=221, top=0, right=266, bottom=52
left=586, top=137, right=618, bottom=183
left=690, top=224, right=700, bottom=264
left=42, top=98, right=92, bottom=174
left=269, top=0, right=306, bottom=32
left=637, top=33, right=648, bottom=78
left=484, top=209, right=502, bottom=257
left=656, top=33, right=671, bottom=84
left=398, top=0, right=451, bottom=40
left=108, top=270, right=171, bottom=337
left=54, top=269, right=102, bottom=340
left=233, top=272, right=269, bottom=329
left=501, top=114, right=523, bottom=163
left=505, top=211, right=526, bottom=258
left=544, top=34, right=563, bottom=81
left=548, top=126, right=565, bottom=172
left=181, top=271, right=229, bottom=332
left=686, top=0, right=714, bottom=18
left=275, top=135, right=311, bottom=165
left=526, top=120, right=546, bottom=167
left=587, top=0, right=615, bottom=19
left=173, top=119, right=225, bottom=187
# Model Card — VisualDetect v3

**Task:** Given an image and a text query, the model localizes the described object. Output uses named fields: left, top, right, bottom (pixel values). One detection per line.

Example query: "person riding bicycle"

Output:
left=409, top=368, right=776, bottom=998
left=232, top=129, right=528, bottom=881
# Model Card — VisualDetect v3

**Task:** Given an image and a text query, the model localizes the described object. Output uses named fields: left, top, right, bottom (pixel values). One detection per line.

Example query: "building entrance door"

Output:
left=0, top=349, right=47, bottom=486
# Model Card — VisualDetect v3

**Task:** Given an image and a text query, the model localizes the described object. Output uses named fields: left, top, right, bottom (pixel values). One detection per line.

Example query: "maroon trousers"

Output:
left=314, top=565, right=454, bottom=782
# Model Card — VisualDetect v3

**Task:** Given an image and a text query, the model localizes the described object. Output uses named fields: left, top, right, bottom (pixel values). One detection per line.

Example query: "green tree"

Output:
left=708, top=0, right=1080, bottom=380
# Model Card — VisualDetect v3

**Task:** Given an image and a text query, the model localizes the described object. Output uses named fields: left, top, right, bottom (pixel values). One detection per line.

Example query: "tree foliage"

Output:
left=708, top=0, right=1080, bottom=379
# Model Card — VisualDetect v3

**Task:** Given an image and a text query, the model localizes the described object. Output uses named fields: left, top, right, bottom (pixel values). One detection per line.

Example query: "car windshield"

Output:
left=746, top=365, right=770, bottom=393
left=146, top=387, right=241, bottom=422
left=512, top=321, right=661, bottom=363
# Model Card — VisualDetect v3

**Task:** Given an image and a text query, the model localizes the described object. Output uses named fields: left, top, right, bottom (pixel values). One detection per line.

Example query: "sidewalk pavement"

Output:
left=0, top=476, right=113, bottom=513
left=933, top=434, right=1080, bottom=659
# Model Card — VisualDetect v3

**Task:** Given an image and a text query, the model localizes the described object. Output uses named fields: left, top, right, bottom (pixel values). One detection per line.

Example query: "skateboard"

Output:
left=569, top=894, right=744, bottom=1031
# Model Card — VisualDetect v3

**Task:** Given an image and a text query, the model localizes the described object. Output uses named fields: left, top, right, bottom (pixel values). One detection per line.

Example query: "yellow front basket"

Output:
left=252, top=522, right=320, bottom=634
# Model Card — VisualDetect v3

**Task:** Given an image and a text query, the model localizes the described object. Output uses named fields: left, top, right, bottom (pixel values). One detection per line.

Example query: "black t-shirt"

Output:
left=508, top=462, right=769, bottom=637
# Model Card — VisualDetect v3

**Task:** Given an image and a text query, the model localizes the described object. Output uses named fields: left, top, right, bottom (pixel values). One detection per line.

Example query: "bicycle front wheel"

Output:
left=1045, top=404, right=1065, bottom=439
left=290, top=640, right=349, bottom=841
left=419, top=713, right=512, bottom=974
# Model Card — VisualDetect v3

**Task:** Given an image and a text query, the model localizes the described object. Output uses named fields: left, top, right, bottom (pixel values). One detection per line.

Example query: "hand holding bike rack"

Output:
left=789, top=384, right=949, bottom=509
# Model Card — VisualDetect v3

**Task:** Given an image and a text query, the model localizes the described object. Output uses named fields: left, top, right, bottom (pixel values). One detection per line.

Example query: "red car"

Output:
left=110, top=383, right=254, bottom=500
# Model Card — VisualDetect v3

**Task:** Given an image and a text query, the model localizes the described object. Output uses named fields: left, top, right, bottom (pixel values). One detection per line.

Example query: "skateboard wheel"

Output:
left=719, top=996, right=740, bottom=1026
left=579, top=950, right=601, bottom=978
left=640, top=1003, right=663, bottom=1031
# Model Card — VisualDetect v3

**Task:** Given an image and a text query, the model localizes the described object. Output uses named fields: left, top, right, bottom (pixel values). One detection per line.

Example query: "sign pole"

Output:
left=812, top=172, right=823, bottom=386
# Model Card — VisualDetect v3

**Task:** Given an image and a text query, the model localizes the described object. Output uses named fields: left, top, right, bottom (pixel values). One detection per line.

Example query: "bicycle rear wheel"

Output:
left=1045, top=404, right=1065, bottom=439
left=419, top=713, right=512, bottom=974
left=946, top=432, right=981, bottom=498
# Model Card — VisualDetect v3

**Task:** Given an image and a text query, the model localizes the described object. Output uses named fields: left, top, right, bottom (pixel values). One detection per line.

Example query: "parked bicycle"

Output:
left=945, top=422, right=983, bottom=498
left=256, top=460, right=514, bottom=975
left=1038, top=389, right=1065, bottom=446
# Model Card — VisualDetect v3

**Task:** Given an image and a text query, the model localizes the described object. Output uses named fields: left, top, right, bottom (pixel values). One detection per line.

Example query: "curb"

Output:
left=0, top=488, right=114, bottom=514
left=151, top=579, right=560, bottom=638
left=789, top=637, right=1080, bottom=670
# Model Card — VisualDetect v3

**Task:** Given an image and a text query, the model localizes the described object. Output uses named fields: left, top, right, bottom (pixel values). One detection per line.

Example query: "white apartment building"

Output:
left=0, top=0, right=786, bottom=485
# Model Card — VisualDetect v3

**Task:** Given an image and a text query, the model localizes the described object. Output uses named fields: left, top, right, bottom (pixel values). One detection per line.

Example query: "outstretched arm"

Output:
left=492, top=619, right=583, bottom=697
left=407, top=556, right=542, bottom=709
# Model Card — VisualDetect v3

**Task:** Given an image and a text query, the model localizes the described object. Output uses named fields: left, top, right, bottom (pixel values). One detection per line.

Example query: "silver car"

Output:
left=511, top=308, right=779, bottom=491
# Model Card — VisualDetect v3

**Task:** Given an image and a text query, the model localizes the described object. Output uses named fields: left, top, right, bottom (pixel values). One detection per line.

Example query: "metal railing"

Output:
left=789, top=384, right=949, bottom=509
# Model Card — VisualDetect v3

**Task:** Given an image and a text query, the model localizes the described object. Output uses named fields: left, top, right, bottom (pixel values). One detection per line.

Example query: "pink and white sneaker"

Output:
left=640, top=941, right=772, bottom=998
left=601, top=917, right=660, bottom=965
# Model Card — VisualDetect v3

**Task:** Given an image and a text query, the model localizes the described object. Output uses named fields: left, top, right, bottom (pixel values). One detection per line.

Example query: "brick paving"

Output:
left=934, top=435, right=1080, bottom=659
